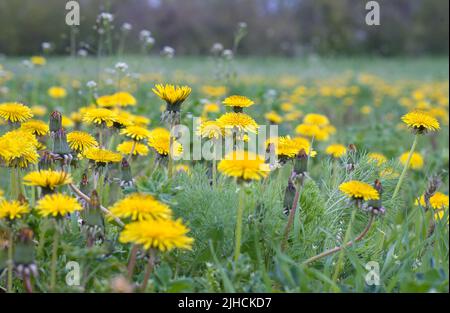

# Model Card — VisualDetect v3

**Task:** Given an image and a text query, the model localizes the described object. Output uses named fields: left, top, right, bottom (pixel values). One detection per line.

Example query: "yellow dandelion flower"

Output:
left=111, top=91, right=137, bottom=107
left=119, top=218, right=193, bottom=251
left=0, top=200, right=30, bottom=220
left=415, top=192, right=449, bottom=209
left=267, top=136, right=316, bottom=159
left=216, top=112, right=258, bottom=133
left=361, top=105, right=372, bottom=115
left=132, top=115, right=151, bottom=126
left=218, top=150, right=270, bottom=181
left=0, top=130, right=39, bottom=168
left=96, top=94, right=116, bottom=108
left=284, top=110, right=303, bottom=122
left=0, top=102, right=33, bottom=123
left=152, top=84, right=191, bottom=106
left=203, top=103, right=220, bottom=114
left=222, top=95, right=254, bottom=109
left=48, top=86, right=67, bottom=99
left=82, top=108, right=117, bottom=127
left=84, top=147, right=122, bottom=164
left=201, top=85, right=227, bottom=98
left=303, top=113, right=329, bottom=127
left=339, top=180, right=380, bottom=201
left=117, top=141, right=149, bottom=156
left=399, top=152, right=424, bottom=170
left=292, top=137, right=317, bottom=157
left=20, top=119, right=49, bottom=136
left=30, top=56, right=46, bottom=66
left=197, top=120, right=223, bottom=139
left=175, top=164, right=190, bottom=174
left=148, top=128, right=183, bottom=157
left=62, top=115, right=74, bottom=128
left=30, top=105, right=47, bottom=117
left=113, top=109, right=134, bottom=128
left=280, top=102, right=294, bottom=112
left=326, top=144, right=347, bottom=158
left=295, top=123, right=320, bottom=138
left=36, top=193, right=83, bottom=218
left=23, top=170, right=72, bottom=190
left=380, top=167, right=399, bottom=179
left=67, top=131, right=98, bottom=152
left=264, top=111, right=283, bottom=124
left=401, top=110, right=440, bottom=133
left=110, top=193, right=172, bottom=221
left=120, top=125, right=151, bottom=141
left=368, top=152, right=387, bottom=166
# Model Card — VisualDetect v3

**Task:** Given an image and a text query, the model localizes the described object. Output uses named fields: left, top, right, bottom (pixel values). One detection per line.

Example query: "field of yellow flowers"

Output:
left=0, top=55, right=448, bottom=293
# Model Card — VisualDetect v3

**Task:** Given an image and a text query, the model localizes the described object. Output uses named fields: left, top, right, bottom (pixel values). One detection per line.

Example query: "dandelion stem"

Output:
left=168, top=122, right=174, bottom=179
left=69, top=183, right=125, bottom=227
left=141, top=249, right=155, bottom=292
left=233, top=187, right=246, bottom=262
left=302, top=213, right=375, bottom=266
left=7, top=229, right=13, bottom=293
left=50, top=224, right=60, bottom=292
left=281, top=178, right=303, bottom=251
left=392, top=134, right=419, bottom=200
left=127, top=244, right=139, bottom=280
left=127, top=141, right=137, bottom=163
left=332, top=207, right=358, bottom=284
left=23, top=274, right=33, bottom=293
left=212, top=158, right=217, bottom=188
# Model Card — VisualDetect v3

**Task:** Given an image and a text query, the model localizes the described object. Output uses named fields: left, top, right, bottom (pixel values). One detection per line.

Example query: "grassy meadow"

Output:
left=0, top=55, right=448, bottom=293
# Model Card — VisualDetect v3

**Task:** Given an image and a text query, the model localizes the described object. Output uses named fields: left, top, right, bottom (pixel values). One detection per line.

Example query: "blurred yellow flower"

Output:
left=0, top=200, right=30, bottom=220
left=48, top=86, right=67, bottom=99
left=326, top=144, right=347, bottom=158
left=399, top=152, right=424, bottom=170
left=30, top=56, right=46, bottom=66
left=368, top=152, right=388, bottom=166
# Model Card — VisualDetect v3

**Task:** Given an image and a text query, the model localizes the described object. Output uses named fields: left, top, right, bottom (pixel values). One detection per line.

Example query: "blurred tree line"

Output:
left=0, top=0, right=448, bottom=56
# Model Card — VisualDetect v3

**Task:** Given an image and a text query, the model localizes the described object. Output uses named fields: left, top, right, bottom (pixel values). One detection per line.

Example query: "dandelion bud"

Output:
left=52, top=128, right=71, bottom=156
left=38, top=151, right=54, bottom=170
left=14, top=228, right=38, bottom=279
left=282, top=179, right=297, bottom=216
left=293, top=149, right=308, bottom=176
left=346, top=143, right=357, bottom=172
left=368, top=179, right=385, bottom=215
left=120, top=158, right=134, bottom=189
left=49, top=111, right=62, bottom=133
